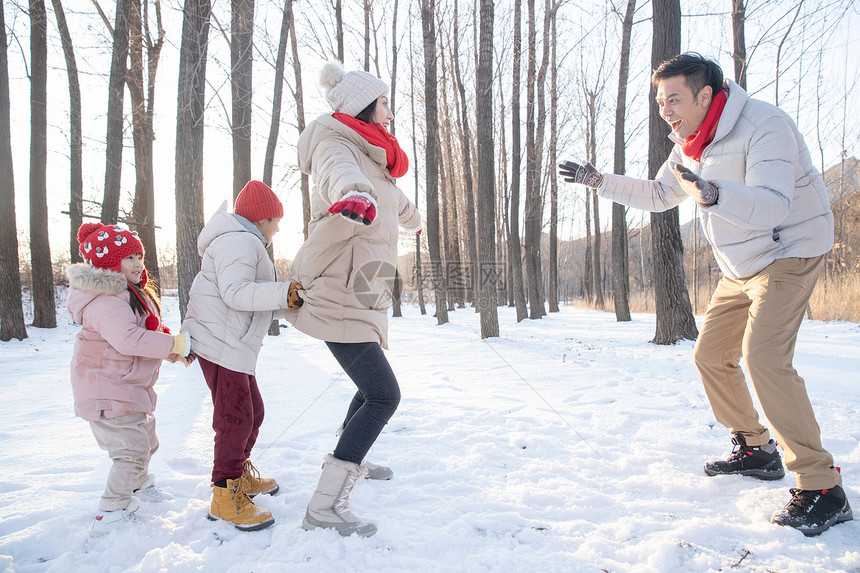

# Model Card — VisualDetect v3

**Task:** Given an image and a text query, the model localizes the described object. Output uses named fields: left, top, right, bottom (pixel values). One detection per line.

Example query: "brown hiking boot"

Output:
left=207, top=478, right=274, bottom=531
left=241, top=459, right=279, bottom=497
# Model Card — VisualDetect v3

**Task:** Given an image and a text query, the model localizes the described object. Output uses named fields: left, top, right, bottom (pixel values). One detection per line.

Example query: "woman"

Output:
left=287, top=60, right=421, bottom=537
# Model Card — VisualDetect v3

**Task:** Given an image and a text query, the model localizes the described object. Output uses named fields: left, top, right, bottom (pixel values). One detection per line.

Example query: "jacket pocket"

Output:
left=120, top=356, right=140, bottom=381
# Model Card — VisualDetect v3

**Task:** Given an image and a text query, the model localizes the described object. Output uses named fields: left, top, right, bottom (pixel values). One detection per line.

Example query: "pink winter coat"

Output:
left=67, top=263, right=175, bottom=421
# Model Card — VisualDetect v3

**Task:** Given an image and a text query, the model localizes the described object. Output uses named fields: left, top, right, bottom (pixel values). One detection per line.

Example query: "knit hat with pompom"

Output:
left=77, top=222, right=145, bottom=273
left=320, top=60, right=389, bottom=117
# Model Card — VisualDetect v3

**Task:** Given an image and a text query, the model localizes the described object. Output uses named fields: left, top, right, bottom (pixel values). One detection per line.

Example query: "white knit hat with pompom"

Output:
left=320, top=61, right=389, bottom=117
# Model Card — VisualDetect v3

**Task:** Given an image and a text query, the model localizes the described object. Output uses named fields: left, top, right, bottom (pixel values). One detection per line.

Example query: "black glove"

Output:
left=558, top=160, right=604, bottom=189
left=670, top=163, right=718, bottom=207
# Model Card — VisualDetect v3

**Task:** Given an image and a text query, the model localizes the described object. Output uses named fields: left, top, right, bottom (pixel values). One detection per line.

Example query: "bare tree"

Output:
left=547, top=8, right=559, bottom=312
left=231, top=0, right=254, bottom=199
left=408, top=4, right=426, bottom=316
left=610, top=0, right=636, bottom=322
left=476, top=0, right=499, bottom=337
left=289, top=3, right=310, bottom=237
left=508, top=0, right=527, bottom=321
left=421, top=0, right=448, bottom=324
left=29, top=0, right=55, bottom=328
left=523, top=0, right=542, bottom=319
left=263, top=0, right=291, bottom=188
left=262, top=0, right=293, bottom=335
left=451, top=0, right=478, bottom=307
left=334, top=0, right=344, bottom=61
left=389, top=0, right=405, bottom=317
left=650, top=0, right=697, bottom=344
left=175, top=0, right=211, bottom=319
left=0, top=0, right=26, bottom=341
left=51, top=0, right=83, bottom=264
left=127, top=0, right=165, bottom=285
left=731, top=0, right=747, bottom=89
left=101, top=0, right=130, bottom=224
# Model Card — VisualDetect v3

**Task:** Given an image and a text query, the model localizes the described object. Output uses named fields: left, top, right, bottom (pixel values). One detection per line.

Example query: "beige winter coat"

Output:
left=286, top=114, right=421, bottom=348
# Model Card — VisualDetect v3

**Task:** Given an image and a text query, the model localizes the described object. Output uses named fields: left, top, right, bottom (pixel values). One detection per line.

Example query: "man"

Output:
left=559, top=52, right=852, bottom=536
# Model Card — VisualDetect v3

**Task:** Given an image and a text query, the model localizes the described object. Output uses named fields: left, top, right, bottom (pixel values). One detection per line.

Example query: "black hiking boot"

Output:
left=771, top=484, right=853, bottom=536
left=703, top=434, right=785, bottom=480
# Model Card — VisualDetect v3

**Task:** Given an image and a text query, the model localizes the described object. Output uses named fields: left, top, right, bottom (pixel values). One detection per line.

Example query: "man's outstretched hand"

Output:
left=670, top=163, right=718, bottom=207
left=558, top=160, right=604, bottom=189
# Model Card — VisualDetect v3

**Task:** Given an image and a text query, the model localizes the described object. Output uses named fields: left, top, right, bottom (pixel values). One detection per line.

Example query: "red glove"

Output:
left=329, top=194, right=377, bottom=225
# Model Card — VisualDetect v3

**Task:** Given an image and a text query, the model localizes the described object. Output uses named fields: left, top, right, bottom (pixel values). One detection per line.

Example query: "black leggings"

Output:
left=326, top=341, right=401, bottom=464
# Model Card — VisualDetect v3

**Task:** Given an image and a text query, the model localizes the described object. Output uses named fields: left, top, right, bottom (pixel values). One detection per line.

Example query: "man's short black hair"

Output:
left=652, top=52, right=724, bottom=98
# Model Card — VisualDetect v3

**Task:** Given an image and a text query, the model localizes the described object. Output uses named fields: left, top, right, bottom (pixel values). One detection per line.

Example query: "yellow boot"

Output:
left=241, top=459, right=279, bottom=497
left=207, top=478, right=274, bottom=531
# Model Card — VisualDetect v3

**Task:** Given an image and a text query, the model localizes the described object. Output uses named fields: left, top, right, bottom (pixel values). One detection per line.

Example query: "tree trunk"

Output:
left=0, top=1, right=26, bottom=341
left=650, top=0, right=697, bottom=344
left=101, top=0, right=129, bottom=224
left=289, top=9, right=310, bottom=238
left=731, top=0, right=747, bottom=89
left=547, top=9, right=559, bottom=312
left=175, top=0, right=211, bottom=319
left=389, top=0, right=403, bottom=318
left=335, top=0, right=344, bottom=62
left=476, top=0, right=499, bottom=338
left=523, top=0, right=542, bottom=319
left=508, top=0, right=527, bottom=322
left=128, top=0, right=164, bottom=287
left=421, top=0, right=448, bottom=324
left=363, top=0, right=372, bottom=72
left=586, top=90, right=604, bottom=309
left=584, top=190, right=593, bottom=303
left=51, top=0, right=83, bottom=265
left=408, top=9, right=426, bottom=316
left=263, top=0, right=291, bottom=188
left=29, top=0, right=55, bottom=329
left=263, top=0, right=293, bottom=336
left=452, top=0, right=478, bottom=308
left=231, top=0, right=254, bottom=199
left=611, top=0, right=636, bottom=322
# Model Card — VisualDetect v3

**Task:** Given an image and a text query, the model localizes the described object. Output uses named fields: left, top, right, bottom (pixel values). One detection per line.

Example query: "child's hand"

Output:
left=166, top=353, right=180, bottom=363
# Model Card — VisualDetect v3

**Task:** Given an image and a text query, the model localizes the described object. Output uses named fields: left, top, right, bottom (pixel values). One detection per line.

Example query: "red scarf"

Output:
left=681, top=89, right=728, bottom=162
left=332, top=112, right=409, bottom=178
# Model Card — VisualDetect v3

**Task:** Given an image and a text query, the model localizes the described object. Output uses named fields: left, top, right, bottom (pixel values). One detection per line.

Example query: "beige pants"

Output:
left=89, top=411, right=158, bottom=511
left=693, top=255, right=840, bottom=490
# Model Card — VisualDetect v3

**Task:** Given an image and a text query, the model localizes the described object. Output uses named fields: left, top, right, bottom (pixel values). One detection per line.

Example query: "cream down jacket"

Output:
left=67, top=264, right=175, bottom=421
left=598, top=80, right=833, bottom=280
left=182, top=205, right=291, bottom=375
left=286, top=114, right=421, bottom=348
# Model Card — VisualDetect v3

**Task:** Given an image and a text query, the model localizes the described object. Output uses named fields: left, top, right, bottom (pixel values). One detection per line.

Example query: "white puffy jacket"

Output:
left=182, top=204, right=290, bottom=375
left=599, top=80, right=833, bottom=280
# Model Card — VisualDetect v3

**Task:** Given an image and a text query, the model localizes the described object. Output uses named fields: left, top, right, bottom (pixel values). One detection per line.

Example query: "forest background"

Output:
left=1, top=0, right=858, bottom=344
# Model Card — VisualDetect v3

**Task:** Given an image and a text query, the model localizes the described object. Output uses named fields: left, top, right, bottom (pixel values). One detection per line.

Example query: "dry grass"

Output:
left=566, top=273, right=860, bottom=324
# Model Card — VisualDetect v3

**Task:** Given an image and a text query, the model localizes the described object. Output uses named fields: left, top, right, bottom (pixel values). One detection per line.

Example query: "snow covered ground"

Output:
left=1, top=294, right=858, bottom=573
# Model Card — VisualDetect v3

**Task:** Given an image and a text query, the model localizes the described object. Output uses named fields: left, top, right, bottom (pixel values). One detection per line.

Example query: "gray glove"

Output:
left=558, top=160, right=604, bottom=189
left=670, top=163, right=718, bottom=207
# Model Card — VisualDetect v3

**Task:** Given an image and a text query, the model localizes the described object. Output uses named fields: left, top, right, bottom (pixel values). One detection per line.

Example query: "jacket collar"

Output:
left=67, top=263, right=128, bottom=296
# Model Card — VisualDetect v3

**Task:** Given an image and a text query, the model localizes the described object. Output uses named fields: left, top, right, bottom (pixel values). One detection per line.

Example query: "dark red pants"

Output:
left=197, top=356, right=264, bottom=483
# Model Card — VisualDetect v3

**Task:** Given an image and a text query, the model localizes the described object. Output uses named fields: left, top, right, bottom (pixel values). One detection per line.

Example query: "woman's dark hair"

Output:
left=354, top=99, right=377, bottom=124
left=652, top=52, right=723, bottom=98
left=128, top=279, right=162, bottom=318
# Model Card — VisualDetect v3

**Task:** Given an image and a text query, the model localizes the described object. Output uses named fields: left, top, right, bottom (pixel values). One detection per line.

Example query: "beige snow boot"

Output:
left=302, top=454, right=377, bottom=537
left=241, top=459, right=279, bottom=497
left=208, top=478, right=274, bottom=531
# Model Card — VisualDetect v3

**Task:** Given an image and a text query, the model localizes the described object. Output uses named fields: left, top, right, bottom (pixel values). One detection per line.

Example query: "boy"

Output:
left=183, top=180, right=299, bottom=531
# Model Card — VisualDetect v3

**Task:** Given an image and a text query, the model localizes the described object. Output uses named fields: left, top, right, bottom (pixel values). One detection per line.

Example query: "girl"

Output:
left=286, top=61, right=421, bottom=537
left=67, top=222, right=190, bottom=537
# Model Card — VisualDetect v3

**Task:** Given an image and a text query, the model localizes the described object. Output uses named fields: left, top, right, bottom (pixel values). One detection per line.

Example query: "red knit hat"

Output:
left=234, top=180, right=284, bottom=221
left=77, top=222, right=145, bottom=272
